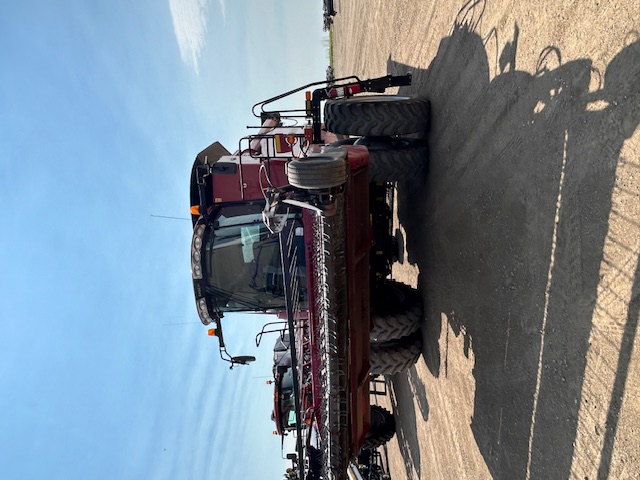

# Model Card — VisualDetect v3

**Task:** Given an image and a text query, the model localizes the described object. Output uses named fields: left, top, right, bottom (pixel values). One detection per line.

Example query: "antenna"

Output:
left=151, top=214, right=190, bottom=221
left=162, top=321, right=201, bottom=326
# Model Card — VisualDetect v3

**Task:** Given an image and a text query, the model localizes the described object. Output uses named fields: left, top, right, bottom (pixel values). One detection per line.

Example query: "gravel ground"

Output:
left=331, top=0, right=640, bottom=478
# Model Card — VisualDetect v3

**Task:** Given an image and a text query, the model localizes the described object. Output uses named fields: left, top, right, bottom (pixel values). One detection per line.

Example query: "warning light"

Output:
left=190, top=205, right=200, bottom=215
left=305, top=91, right=312, bottom=117
left=207, top=328, right=216, bottom=336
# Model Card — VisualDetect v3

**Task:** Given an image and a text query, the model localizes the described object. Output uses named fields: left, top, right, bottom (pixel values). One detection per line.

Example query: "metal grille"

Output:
left=279, top=194, right=350, bottom=480
left=311, top=193, right=350, bottom=480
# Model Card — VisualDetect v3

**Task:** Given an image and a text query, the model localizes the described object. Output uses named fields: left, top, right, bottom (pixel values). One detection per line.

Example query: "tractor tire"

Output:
left=370, top=331, right=422, bottom=376
left=361, top=406, right=396, bottom=450
left=324, top=95, right=431, bottom=137
left=328, top=138, right=356, bottom=147
left=370, top=281, right=422, bottom=343
left=287, top=156, right=347, bottom=189
left=356, top=137, right=429, bottom=183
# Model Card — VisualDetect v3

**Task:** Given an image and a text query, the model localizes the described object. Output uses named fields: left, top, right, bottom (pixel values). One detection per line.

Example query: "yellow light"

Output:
left=207, top=328, right=216, bottom=336
left=190, top=205, right=200, bottom=215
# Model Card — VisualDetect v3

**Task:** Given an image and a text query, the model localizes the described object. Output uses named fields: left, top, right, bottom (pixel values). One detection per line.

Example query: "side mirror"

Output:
left=231, top=355, right=256, bottom=365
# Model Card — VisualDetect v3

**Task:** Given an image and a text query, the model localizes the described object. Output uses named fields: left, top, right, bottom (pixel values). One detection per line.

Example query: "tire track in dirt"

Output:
left=333, top=1, right=640, bottom=478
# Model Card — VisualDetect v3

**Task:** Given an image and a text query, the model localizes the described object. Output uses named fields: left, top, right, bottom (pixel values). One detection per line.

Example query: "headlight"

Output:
left=197, top=298, right=213, bottom=325
left=191, top=223, right=205, bottom=280
left=192, top=264, right=203, bottom=279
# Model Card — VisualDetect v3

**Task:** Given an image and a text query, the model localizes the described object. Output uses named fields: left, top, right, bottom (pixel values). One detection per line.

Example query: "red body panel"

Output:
left=211, top=158, right=289, bottom=203
left=343, top=146, right=372, bottom=453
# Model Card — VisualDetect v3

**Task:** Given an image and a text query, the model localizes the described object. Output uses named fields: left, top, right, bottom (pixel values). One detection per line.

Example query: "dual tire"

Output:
left=289, top=94, right=431, bottom=188
left=326, top=95, right=431, bottom=183
left=370, top=281, right=423, bottom=376
left=324, top=95, right=431, bottom=137
left=370, top=331, right=423, bottom=376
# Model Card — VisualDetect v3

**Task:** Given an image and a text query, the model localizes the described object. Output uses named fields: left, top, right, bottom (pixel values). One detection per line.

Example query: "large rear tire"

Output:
left=287, top=156, right=347, bottom=189
left=324, top=95, right=430, bottom=137
left=356, top=137, right=429, bottom=183
left=370, top=281, right=422, bottom=343
left=361, top=405, right=396, bottom=450
left=370, top=331, right=422, bottom=376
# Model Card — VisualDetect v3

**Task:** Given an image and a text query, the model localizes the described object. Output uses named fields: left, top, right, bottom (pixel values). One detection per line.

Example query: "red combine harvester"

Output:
left=189, top=73, right=429, bottom=480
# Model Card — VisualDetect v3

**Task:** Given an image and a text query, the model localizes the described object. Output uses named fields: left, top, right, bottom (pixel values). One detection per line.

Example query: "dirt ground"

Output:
left=331, top=0, right=640, bottom=479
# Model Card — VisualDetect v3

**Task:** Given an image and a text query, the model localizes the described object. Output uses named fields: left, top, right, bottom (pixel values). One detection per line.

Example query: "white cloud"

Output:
left=169, top=0, right=209, bottom=74
left=218, top=0, right=226, bottom=22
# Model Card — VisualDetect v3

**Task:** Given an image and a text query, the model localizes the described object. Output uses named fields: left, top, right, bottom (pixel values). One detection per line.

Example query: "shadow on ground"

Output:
left=388, top=1, right=640, bottom=478
left=388, top=368, right=429, bottom=479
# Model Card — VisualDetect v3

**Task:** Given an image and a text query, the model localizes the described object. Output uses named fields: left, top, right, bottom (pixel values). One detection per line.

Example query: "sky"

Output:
left=0, top=1, right=328, bottom=478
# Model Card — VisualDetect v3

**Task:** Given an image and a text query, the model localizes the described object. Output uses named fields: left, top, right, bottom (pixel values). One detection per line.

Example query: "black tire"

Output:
left=287, top=155, right=347, bottom=189
left=324, top=95, right=430, bottom=137
left=328, top=138, right=356, bottom=147
left=370, top=281, right=422, bottom=343
left=362, top=406, right=396, bottom=450
left=355, top=137, right=429, bottom=182
left=370, top=332, right=422, bottom=376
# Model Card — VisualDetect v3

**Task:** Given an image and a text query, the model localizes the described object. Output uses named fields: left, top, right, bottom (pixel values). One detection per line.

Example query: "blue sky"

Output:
left=0, top=1, right=327, bottom=478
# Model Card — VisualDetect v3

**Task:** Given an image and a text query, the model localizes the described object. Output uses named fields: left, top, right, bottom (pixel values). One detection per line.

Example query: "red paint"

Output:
left=210, top=158, right=289, bottom=203
left=328, top=83, right=362, bottom=98
left=344, top=154, right=372, bottom=453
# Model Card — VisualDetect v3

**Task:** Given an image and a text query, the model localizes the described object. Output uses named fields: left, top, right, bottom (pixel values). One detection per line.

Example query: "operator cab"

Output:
left=189, top=139, right=307, bottom=366
left=191, top=201, right=307, bottom=322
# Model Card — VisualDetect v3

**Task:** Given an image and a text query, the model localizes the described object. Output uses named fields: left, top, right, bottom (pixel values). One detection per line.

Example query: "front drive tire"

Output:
left=324, top=95, right=431, bottom=137
left=370, top=331, right=423, bottom=376
left=370, top=281, right=422, bottom=343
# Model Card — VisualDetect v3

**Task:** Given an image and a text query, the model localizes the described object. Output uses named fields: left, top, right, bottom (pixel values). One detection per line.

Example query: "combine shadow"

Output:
left=388, top=368, right=429, bottom=479
left=390, top=1, right=640, bottom=478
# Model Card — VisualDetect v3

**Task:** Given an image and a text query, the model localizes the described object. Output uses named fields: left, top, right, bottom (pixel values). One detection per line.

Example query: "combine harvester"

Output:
left=189, top=73, right=429, bottom=479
